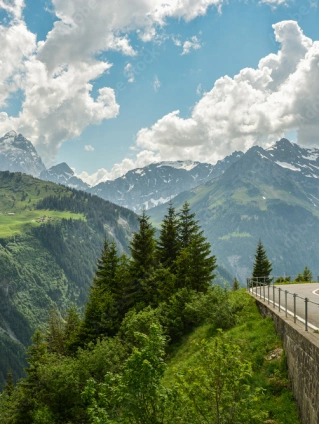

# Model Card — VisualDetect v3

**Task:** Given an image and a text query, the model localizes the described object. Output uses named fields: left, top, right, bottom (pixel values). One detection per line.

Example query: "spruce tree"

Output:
left=156, top=202, right=180, bottom=268
left=176, top=231, right=217, bottom=292
left=79, top=239, right=120, bottom=342
left=252, top=240, right=272, bottom=284
left=302, top=266, right=313, bottom=282
left=175, top=203, right=217, bottom=292
left=128, top=210, right=156, bottom=307
left=178, top=202, right=200, bottom=249
left=232, top=277, right=240, bottom=291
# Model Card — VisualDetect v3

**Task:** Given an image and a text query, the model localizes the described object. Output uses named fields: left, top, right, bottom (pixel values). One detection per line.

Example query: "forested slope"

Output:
left=0, top=171, right=139, bottom=386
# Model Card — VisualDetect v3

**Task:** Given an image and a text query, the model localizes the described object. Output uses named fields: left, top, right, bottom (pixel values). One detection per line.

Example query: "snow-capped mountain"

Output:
left=40, top=163, right=89, bottom=191
left=266, top=138, right=319, bottom=179
left=89, top=152, right=244, bottom=212
left=0, top=131, right=45, bottom=177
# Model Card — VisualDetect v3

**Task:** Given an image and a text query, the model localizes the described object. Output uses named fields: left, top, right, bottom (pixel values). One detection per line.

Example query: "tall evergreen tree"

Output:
left=252, top=240, right=273, bottom=284
left=175, top=203, right=217, bottom=292
left=176, top=231, right=217, bottom=292
left=178, top=202, right=200, bottom=249
left=128, top=210, right=156, bottom=307
left=79, top=239, right=120, bottom=342
left=156, top=202, right=180, bottom=268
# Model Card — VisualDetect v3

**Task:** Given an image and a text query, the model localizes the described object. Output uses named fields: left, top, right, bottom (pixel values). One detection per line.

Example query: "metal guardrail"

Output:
left=246, top=278, right=319, bottom=332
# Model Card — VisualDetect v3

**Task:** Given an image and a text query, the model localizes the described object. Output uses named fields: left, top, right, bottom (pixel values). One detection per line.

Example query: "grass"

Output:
left=219, top=231, right=252, bottom=241
left=163, top=291, right=300, bottom=424
left=0, top=210, right=85, bottom=237
left=0, top=172, right=86, bottom=236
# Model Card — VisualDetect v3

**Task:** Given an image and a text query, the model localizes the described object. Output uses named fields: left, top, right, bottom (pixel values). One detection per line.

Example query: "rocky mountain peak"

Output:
left=0, top=132, right=45, bottom=177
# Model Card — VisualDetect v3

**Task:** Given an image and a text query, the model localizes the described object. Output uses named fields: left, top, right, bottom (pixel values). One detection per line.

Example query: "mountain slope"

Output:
left=0, top=132, right=45, bottom=177
left=90, top=152, right=243, bottom=212
left=0, top=171, right=139, bottom=386
left=40, top=162, right=90, bottom=191
left=149, top=140, right=319, bottom=281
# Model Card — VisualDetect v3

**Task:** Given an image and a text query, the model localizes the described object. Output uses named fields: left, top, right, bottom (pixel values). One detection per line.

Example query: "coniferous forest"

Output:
left=0, top=203, right=300, bottom=424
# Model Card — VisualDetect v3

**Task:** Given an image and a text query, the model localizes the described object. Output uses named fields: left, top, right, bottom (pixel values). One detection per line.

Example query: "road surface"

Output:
left=251, top=283, right=319, bottom=329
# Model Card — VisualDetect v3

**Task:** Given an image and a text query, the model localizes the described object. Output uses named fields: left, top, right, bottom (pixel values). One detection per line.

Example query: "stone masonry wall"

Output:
left=256, top=299, right=319, bottom=424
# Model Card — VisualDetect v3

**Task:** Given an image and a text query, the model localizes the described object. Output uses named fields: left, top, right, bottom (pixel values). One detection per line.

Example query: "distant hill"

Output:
left=0, top=171, right=139, bottom=386
left=149, top=139, right=319, bottom=282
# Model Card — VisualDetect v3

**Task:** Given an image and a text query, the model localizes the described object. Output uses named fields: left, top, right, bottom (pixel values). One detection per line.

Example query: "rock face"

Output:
left=39, top=163, right=89, bottom=191
left=0, top=131, right=45, bottom=177
left=89, top=152, right=244, bottom=212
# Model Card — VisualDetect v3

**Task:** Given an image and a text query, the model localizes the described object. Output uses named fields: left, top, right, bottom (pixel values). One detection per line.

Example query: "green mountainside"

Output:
left=150, top=147, right=319, bottom=281
left=0, top=171, right=139, bottom=386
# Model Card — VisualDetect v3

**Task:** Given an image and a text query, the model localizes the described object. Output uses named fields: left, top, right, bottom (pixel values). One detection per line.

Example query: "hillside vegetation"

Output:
left=0, top=171, right=139, bottom=386
left=0, top=202, right=300, bottom=423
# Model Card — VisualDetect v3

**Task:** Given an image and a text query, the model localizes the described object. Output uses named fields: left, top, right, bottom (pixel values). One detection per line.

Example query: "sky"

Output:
left=0, top=0, right=319, bottom=186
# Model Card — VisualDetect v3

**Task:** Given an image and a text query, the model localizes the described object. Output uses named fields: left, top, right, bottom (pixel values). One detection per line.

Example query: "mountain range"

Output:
left=150, top=138, right=319, bottom=281
left=1, top=130, right=319, bottom=282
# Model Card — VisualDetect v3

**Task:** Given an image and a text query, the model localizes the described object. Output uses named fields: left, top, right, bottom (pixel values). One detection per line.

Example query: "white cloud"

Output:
left=0, top=0, right=224, bottom=163
left=153, top=75, right=161, bottom=92
left=0, top=21, right=36, bottom=107
left=133, top=21, right=319, bottom=164
left=196, top=83, right=203, bottom=96
left=78, top=149, right=160, bottom=185
left=181, top=36, right=202, bottom=55
left=172, top=35, right=182, bottom=47
left=0, top=0, right=25, bottom=19
left=124, top=63, right=135, bottom=83
left=85, top=144, right=94, bottom=151
left=260, top=0, right=290, bottom=6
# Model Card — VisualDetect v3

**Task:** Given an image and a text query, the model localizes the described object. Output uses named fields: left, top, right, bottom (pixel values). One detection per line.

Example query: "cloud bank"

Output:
left=79, top=20, right=319, bottom=185
left=0, top=0, right=224, bottom=163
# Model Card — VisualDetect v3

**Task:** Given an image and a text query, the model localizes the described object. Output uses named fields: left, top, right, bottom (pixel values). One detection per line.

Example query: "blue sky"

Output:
left=0, top=0, right=319, bottom=184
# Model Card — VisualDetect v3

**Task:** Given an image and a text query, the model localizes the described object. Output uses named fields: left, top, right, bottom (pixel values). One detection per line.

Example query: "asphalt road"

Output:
left=251, top=283, right=319, bottom=329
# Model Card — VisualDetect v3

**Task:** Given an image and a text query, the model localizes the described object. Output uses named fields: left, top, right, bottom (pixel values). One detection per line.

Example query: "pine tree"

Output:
left=178, top=202, right=200, bottom=249
left=302, top=266, right=313, bottom=282
left=128, top=210, right=156, bottom=307
left=176, top=231, right=217, bottom=292
left=156, top=202, right=180, bottom=269
left=94, top=239, right=119, bottom=293
left=252, top=240, right=273, bottom=285
left=174, top=203, right=217, bottom=292
left=79, top=239, right=120, bottom=343
left=3, top=370, right=15, bottom=397
left=232, top=277, right=240, bottom=291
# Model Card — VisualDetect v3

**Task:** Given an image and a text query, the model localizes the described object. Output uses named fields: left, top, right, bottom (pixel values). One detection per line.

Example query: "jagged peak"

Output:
left=3, top=130, right=17, bottom=138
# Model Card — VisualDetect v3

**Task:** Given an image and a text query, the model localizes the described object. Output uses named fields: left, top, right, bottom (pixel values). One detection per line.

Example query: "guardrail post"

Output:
left=285, top=290, right=288, bottom=318
left=305, top=298, right=308, bottom=331
left=273, top=285, right=275, bottom=308
left=278, top=288, right=281, bottom=312
left=267, top=283, right=270, bottom=304
left=263, top=283, right=265, bottom=301
left=293, top=294, right=296, bottom=323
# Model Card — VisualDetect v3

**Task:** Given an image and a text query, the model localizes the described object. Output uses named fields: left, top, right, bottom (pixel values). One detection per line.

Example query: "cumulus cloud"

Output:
left=0, top=0, right=25, bottom=19
left=181, top=36, right=202, bottom=55
left=85, top=145, right=95, bottom=151
left=0, top=0, right=224, bottom=164
left=132, top=21, right=319, bottom=164
left=0, top=21, right=36, bottom=106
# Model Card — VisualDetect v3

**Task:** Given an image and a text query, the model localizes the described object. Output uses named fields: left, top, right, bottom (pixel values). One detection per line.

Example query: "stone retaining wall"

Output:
left=256, top=298, right=319, bottom=424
